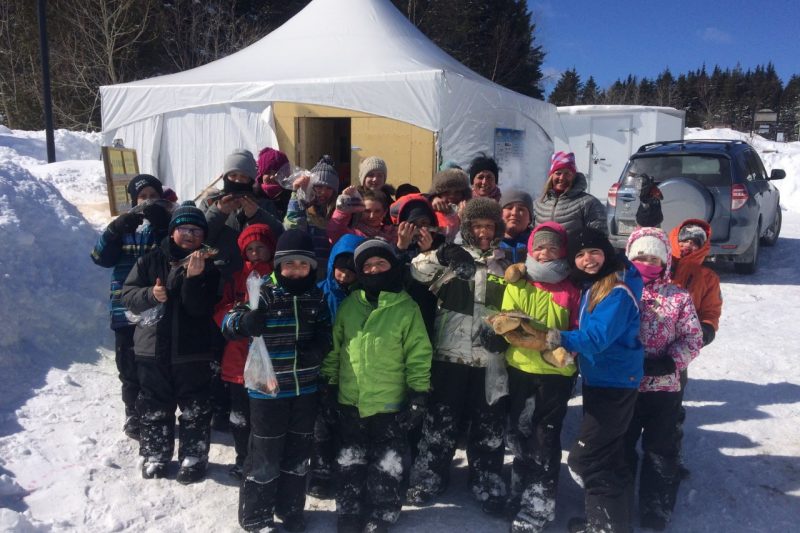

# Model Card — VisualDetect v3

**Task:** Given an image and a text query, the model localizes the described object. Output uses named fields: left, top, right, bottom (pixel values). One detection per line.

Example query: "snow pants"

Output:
left=409, top=360, right=508, bottom=502
left=567, top=385, right=638, bottom=533
left=228, top=382, right=250, bottom=468
left=624, top=390, right=683, bottom=526
left=507, top=367, right=575, bottom=529
left=239, top=393, right=316, bottom=531
left=135, top=358, right=212, bottom=463
left=310, top=412, right=337, bottom=486
left=114, top=326, right=139, bottom=417
left=336, top=406, right=407, bottom=525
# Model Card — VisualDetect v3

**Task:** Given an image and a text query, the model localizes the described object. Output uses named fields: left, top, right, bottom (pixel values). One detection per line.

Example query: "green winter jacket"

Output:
left=321, top=289, right=432, bottom=418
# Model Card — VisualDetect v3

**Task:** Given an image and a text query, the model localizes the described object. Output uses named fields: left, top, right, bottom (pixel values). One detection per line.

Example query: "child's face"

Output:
left=281, top=260, right=311, bottom=279
left=470, top=218, right=496, bottom=251
left=441, top=189, right=464, bottom=205
left=334, top=267, right=357, bottom=285
left=136, top=186, right=161, bottom=204
left=362, top=200, right=387, bottom=227
left=678, top=239, right=700, bottom=257
left=363, top=171, right=386, bottom=190
left=313, top=185, right=335, bottom=206
left=502, top=202, right=531, bottom=237
left=245, top=241, right=272, bottom=264
left=574, top=248, right=605, bottom=274
left=226, top=171, right=251, bottom=184
left=632, top=254, right=663, bottom=267
left=530, top=244, right=560, bottom=263
left=172, top=225, right=204, bottom=251
left=362, top=257, right=392, bottom=274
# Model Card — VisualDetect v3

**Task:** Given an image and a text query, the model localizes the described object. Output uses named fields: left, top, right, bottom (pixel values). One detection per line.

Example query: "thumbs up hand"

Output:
left=153, top=277, right=168, bottom=303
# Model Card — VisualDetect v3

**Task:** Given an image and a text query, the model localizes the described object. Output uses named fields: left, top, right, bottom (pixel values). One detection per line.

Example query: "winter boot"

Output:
left=640, top=513, right=667, bottom=531
left=279, top=512, right=307, bottom=532
left=336, top=515, right=362, bottom=533
left=481, top=494, right=507, bottom=516
left=123, top=412, right=140, bottom=440
left=566, top=517, right=588, bottom=533
left=362, top=518, right=390, bottom=533
left=511, top=517, right=545, bottom=533
left=307, top=475, right=334, bottom=499
left=405, top=486, right=437, bottom=506
left=141, top=458, right=167, bottom=479
left=176, top=456, right=207, bottom=484
left=229, top=464, right=244, bottom=481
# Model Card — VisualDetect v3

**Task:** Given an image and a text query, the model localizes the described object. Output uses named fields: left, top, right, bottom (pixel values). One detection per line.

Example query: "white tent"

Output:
left=100, top=0, right=558, bottom=202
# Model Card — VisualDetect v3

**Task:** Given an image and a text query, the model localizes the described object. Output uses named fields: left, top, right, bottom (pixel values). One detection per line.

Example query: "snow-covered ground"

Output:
left=0, top=127, right=799, bottom=532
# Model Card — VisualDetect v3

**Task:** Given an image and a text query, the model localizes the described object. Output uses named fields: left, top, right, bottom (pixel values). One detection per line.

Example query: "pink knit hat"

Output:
left=256, top=147, right=289, bottom=177
left=548, top=151, right=577, bottom=175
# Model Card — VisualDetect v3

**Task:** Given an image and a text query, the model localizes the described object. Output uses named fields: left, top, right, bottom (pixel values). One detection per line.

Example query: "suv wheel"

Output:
left=760, top=209, right=781, bottom=247
left=734, top=223, right=760, bottom=275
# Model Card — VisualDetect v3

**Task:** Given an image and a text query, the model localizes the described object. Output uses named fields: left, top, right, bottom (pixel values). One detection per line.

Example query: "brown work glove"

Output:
left=541, top=347, right=574, bottom=368
left=504, top=263, right=527, bottom=283
left=504, top=329, right=548, bottom=352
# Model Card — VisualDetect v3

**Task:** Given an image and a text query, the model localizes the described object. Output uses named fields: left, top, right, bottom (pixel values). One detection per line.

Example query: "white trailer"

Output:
left=554, top=105, right=685, bottom=199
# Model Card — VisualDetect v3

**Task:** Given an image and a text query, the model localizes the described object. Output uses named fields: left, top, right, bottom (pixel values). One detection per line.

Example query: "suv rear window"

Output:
left=623, top=155, right=731, bottom=187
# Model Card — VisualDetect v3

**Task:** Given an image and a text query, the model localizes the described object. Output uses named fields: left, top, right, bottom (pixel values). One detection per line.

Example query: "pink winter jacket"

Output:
left=627, top=227, right=703, bottom=393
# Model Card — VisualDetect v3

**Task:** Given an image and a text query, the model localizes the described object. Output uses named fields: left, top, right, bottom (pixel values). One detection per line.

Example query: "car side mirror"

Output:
left=769, top=169, right=786, bottom=180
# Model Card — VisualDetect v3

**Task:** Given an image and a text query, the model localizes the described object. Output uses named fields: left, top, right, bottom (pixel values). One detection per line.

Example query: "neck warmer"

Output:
left=359, top=266, right=403, bottom=299
left=223, top=176, right=254, bottom=196
left=168, top=238, right=194, bottom=262
left=524, top=256, right=571, bottom=284
left=633, top=261, right=664, bottom=285
left=276, top=270, right=317, bottom=296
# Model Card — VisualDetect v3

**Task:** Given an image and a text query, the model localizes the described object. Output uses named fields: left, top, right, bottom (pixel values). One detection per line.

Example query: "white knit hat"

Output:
left=627, top=235, right=668, bottom=265
left=358, top=156, right=388, bottom=185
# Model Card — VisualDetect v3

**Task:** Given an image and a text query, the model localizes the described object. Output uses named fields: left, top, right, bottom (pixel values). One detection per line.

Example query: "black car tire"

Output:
left=760, top=208, right=781, bottom=247
left=734, top=222, right=760, bottom=275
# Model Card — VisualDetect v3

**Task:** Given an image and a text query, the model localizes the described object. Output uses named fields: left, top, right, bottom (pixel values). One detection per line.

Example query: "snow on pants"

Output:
left=209, top=356, right=230, bottom=423
left=114, top=326, right=139, bottom=416
left=624, top=389, right=683, bottom=525
left=239, top=393, right=316, bottom=531
left=135, top=358, right=212, bottom=463
left=310, top=412, right=337, bottom=483
left=336, top=406, right=407, bottom=524
left=567, top=384, right=638, bottom=533
left=507, top=366, right=575, bottom=529
left=228, top=382, right=250, bottom=468
left=409, top=360, right=508, bottom=502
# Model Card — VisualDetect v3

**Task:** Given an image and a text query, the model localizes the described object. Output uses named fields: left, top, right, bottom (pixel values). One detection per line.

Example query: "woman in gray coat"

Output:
left=533, top=151, right=608, bottom=237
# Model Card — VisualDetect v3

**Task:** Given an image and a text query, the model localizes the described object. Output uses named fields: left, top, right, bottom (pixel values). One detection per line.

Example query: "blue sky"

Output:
left=529, top=0, right=800, bottom=94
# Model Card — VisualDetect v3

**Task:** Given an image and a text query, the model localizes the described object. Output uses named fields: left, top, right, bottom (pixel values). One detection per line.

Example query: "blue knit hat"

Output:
left=168, top=201, right=208, bottom=236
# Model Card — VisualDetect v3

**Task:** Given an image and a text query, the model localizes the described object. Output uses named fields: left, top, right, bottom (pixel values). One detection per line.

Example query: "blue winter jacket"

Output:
left=317, top=234, right=365, bottom=321
left=499, top=228, right=531, bottom=264
left=560, top=259, right=644, bottom=389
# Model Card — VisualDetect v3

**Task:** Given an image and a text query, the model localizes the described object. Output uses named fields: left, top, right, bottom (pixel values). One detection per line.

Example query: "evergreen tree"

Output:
left=548, top=68, right=581, bottom=105
left=579, top=76, right=599, bottom=105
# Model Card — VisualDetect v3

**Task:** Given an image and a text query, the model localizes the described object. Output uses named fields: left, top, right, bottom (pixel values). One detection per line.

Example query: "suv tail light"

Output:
left=731, top=184, right=749, bottom=210
left=608, top=183, right=620, bottom=207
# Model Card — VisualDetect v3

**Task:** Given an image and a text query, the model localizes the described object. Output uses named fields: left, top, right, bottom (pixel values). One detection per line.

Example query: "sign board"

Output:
left=101, top=146, right=139, bottom=216
left=494, top=128, right=525, bottom=187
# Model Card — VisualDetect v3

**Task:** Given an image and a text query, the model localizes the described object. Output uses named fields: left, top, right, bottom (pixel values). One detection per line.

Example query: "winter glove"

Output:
left=436, top=243, right=476, bottom=280
left=240, top=308, right=269, bottom=337
left=504, top=329, right=548, bottom=352
left=643, top=356, right=677, bottom=376
left=318, top=379, right=339, bottom=426
left=541, top=347, right=574, bottom=368
left=701, top=323, right=716, bottom=346
left=108, top=212, right=144, bottom=236
left=635, top=174, right=664, bottom=228
left=141, top=202, right=171, bottom=230
left=479, top=323, right=510, bottom=353
left=504, top=263, right=527, bottom=283
left=396, top=390, right=428, bottom=431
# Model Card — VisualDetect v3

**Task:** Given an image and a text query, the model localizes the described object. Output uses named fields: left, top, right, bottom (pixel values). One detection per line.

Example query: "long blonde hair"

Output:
left=587, top=269, right=623, bottom=312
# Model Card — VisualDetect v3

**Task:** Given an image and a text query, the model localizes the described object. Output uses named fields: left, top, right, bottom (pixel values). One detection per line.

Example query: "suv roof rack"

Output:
left=636, top=139, right=747, bottom=153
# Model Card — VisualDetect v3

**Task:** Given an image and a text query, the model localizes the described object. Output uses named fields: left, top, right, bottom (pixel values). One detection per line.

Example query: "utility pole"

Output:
left=37, top=0, right=56, bottom=163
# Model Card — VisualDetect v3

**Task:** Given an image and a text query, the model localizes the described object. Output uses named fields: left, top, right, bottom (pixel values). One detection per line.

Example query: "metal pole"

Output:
left=37, top=0, right=56, bottom=163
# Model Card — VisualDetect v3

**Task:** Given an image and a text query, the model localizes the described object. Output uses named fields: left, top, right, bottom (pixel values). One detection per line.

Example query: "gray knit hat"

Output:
left=678, top=224, right=707, bottom=247
left=311, top=156, right=339, bottom=191
left=354, top=238, right=399, bottom=273
left=223, top=149, right=258, bottom=182
left=500, top=189, right=533, bottom=220
left=430, top=168, right=471, bottom=197
left=358, top=156, right=388, bottom=185
left=460, top=197, right=505, bottom=244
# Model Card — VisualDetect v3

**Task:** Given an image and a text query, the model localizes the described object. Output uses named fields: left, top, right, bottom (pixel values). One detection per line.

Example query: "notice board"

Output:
left=101, top=146, right=140, bottom=216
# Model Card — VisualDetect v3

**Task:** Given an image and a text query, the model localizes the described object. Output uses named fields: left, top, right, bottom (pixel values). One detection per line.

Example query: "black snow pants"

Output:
left=136, top=358, right=212, bottom=463
left=624, top=389, right=683, bottom=526
left=239, top=393, right=316, bottom=531
left=310, top=412, right=337, bottom=485
left=567, top=384, right=638, bottom=533
left=114, top=326, right=139, bottom=417
left=336, top=406, right=408, bottom=525
left=507, top=367, right=575, bottom=529
left=228, top=382, right=251, bottom=468
left=409, top=360, right=508, bottom=502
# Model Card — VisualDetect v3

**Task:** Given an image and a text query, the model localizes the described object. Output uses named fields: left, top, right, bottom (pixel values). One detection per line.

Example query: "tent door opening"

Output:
left=296, top=117, right=352, bottom=189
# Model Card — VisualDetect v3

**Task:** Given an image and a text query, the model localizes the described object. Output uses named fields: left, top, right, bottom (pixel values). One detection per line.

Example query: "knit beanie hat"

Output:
left=627, top=234, right=669, bottom=265
left=500, top=189, right=533, bottom=219
left=430, top=168, right=471, bottom=197
left=460, top=197, right=505, bottom=244
left=359, top=156, right=388, bottom=185
left=169, top=201, right=208, bottom=236
left=678, top=224, right=707, bottom=247
left=532, top=226, right=563, bottom=250
left=548, top=151, right=577, bottom=176
left=273, top=229, right=318, bottom=270
left=468, top=155, right=499, bottom=184
left=310, top=155, right=339, bottom=191
left=237, top=223, right=277, bottom=262
left=127, top=174, right=163, bottom=207
left=354, top=238, right=399, bottom=273
left=256, top=147, right=290, bottom=178
left=567, top=227, right=619, bottom=275
left=223, top=149, right=258, bottom=182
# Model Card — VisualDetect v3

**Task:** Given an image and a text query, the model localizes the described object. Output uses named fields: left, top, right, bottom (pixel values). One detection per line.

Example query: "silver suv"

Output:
left=607, top=139, right=784, bottom=273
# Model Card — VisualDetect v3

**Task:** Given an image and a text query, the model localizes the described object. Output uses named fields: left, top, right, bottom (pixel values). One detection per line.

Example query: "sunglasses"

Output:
left=175, top=227, right=204, bottom=237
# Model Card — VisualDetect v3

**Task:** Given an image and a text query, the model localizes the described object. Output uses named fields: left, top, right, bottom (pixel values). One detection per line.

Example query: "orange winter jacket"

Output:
left=669, top=219, right=722, bottom=330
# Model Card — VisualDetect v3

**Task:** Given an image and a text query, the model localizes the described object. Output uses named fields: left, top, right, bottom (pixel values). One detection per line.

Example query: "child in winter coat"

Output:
left=406, top=197, right=511, bottom=515
left=222, top=229, right=331, bottom=532
left=321, top=239, right=432, bottom=533
left=308, top=233, right=366, bottom=499
left=427, top=168, right=471, bottom=243
left=497, top=222, right=581, bottom=533
left=327, top=187, right=397, bottom=245
left=91, top=174, right=171, bottom=439
left=624, top=227, right=703, bottom=531
left=526, top=227, right=644, bottom=533
left=212, top=223, right=276, bottom=480
left=121, top=202, right=221, bottom=483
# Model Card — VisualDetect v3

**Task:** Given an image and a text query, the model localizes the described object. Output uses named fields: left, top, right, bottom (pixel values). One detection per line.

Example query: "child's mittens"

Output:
left=396, top=391, right=428, bottom=431
left=643, top=356, right=677, bottom=376
left=479, top=323, right=510, bottom=353
left=436, top=244, right=476, bottom=279
left=541, top=347, right=574, bottom=368
left=504, top=263, right=527, bottom=283
left=335, top=187, right=365, bottom=213
left=240, top=308, right=269, bottom=337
